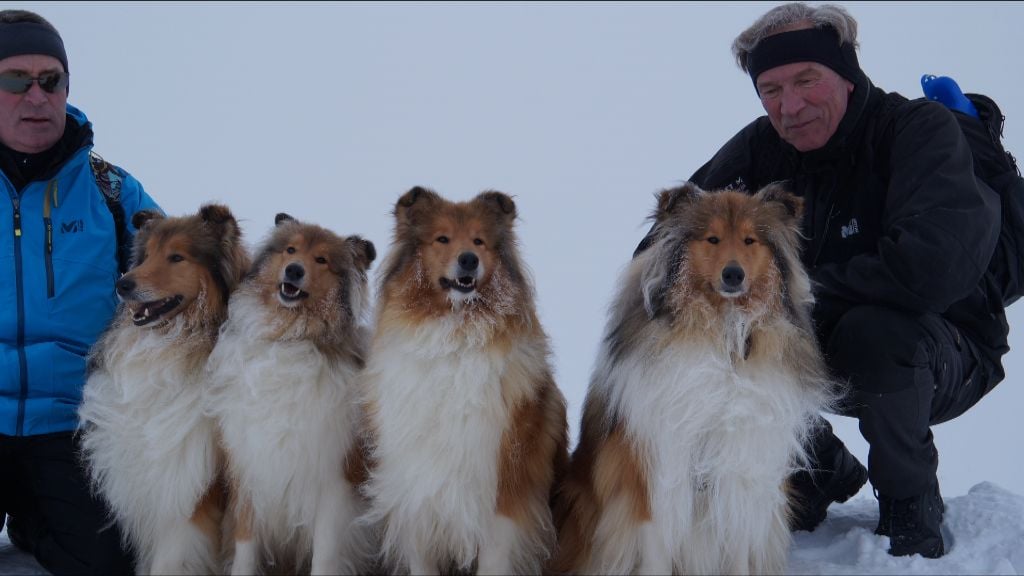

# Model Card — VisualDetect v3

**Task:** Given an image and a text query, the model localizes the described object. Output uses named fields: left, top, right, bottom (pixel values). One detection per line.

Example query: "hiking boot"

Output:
left=4, top=513, right=41, bottom=554
left=789, top=443, right=868, bottom=532
left=878, top=482, right=945, bottom=558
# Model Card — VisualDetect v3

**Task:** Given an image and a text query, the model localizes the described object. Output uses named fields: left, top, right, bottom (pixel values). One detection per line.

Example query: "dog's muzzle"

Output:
left=719, top=262, right=746, bottom=297
left=440, top=251, right=480, bottom=294
left=278, top=262, right=310, bottom=304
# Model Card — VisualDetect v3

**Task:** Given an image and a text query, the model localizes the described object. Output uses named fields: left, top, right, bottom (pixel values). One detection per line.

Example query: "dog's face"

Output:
left=392, top=187, right=517, bottom=304
left=644, top=183, right=803, bottom=313
left=687, top=198, right=776, bottom=300
left=253, top=213, right=375, bottom=316
left=117, top=204, right=246, bottom=327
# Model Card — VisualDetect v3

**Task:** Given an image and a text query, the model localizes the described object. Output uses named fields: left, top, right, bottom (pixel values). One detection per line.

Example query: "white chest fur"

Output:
left=206, top=324, right=361, bottom=535
left=78, top=325, right=218, bottom=564
left=362, top=320, right=514, bottom=567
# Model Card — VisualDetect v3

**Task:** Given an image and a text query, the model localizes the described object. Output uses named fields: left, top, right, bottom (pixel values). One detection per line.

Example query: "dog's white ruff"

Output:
left=361, top=314, right=546, bottom=575
left=204, top=289, right=369, bottom=575
left=585, top=316, right=822, bottom=575
left=78, top=318, right=219, bottom=575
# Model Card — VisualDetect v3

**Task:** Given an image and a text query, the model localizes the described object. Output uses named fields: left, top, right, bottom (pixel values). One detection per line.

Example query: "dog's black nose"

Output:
left=721, top=263, right=745, bottom=288
left=458, top=252, right=479, bottom=271
left=285, top=263, right=305, bottom=282
left=115, top=277, right=135, bottom=296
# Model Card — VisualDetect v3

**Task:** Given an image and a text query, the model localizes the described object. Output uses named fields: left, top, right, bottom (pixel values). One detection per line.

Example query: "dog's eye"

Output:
left=707, top=237, right=719, bottom=245
left=744, top=237, right=756, bottom=245
left=473, top=238, right=484, bottom=246
left=168, top=254, right=184, bottom=263
left=436, top=236, right=449, bottom=244
left=315, top=256, right=327, bottom=264
left=286, top=247, right=296, bottom=254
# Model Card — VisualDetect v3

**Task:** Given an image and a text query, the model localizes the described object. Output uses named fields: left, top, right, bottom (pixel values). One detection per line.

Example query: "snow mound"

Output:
left=2, top=482, right=1022, bottom=575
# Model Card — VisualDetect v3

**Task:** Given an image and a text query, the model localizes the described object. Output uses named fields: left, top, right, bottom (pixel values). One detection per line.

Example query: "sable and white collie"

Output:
left=79, top=204, right=249, bottom=575
left=360, top=187, right=569, bottom=575
left=204, top=213, right=377, bottom=575
left=551, top=183, right=836, bottom=575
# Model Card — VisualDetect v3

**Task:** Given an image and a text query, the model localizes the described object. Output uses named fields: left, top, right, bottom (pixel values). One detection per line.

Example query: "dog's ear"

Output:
left=347, top=235, right=376, bottom=271
left=755, top=182, right=803, bottom=220
left=655, top=182, right=702, bottom=221
left=475, top=191, right=517, bottom=224
left=275, top=213, right=295, bottom=226
left=200, top=203, right=250, bottom=292
left=200, top=203, right=236, bottom=227
left=131, top=210, right=163, bottom=231
left=394, top=186, right=441, bottom=227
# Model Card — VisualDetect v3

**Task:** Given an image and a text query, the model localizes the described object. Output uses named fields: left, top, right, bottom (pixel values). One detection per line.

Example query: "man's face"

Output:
left=0, top=54, right=67, bottom=154
left=756, top=61, right=853, bottom=152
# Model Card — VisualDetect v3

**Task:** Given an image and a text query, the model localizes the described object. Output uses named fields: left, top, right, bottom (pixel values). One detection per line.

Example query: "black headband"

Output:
left=0, top=21, right=69, bottom=74
left=746, top=26, right=859, bottom=87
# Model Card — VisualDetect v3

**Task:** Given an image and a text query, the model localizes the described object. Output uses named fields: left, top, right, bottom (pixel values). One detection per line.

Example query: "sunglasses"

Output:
left=0, top=71, right=70, bottom=94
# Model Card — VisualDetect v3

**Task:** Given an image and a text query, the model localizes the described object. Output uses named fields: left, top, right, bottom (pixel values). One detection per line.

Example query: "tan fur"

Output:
left=497, top=374, right=570, bottom=525
left=190, top=478, right=227, bottom=549
left=550, top=407, right=651, bottom=574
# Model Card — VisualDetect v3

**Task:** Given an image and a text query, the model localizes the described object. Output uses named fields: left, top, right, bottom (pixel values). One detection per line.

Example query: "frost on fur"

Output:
left=553, top=183, right=840, bottom=575
left=204, top=214, right=377, bottom=574
left=361, top=187, right=569, bottom=575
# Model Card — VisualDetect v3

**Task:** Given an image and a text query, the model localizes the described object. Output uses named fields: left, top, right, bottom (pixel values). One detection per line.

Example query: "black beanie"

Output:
left=746, top=26, right=860, bottom=87
left=0, top=20, right=69, bottom=75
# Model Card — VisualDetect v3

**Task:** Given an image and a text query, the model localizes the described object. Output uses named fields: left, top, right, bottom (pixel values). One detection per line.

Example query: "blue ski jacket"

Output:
left=1, top=104, right=160, bottom=436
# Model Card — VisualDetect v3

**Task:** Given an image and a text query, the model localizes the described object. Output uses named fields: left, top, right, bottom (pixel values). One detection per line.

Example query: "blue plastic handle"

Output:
left=921, top=74, right=979, bottom=118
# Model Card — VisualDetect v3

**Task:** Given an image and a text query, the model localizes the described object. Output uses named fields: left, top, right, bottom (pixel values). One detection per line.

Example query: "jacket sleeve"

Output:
left=812, top=101, right=1000, bottom=314
left=689, top=118, right=770, bottom=191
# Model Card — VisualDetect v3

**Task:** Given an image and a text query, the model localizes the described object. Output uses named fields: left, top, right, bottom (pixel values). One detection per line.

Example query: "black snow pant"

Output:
left=0, top=431, right=134, bottom=575
left=810, top=305, right=997, bottom=499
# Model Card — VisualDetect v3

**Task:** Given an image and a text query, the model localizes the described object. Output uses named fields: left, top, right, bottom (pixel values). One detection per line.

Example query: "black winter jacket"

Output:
left=688, top=72, right=1007, bottom=387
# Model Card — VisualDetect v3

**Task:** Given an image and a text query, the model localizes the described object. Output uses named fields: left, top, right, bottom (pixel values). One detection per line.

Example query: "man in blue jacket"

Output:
left=0, top=9, right=160, bottom=574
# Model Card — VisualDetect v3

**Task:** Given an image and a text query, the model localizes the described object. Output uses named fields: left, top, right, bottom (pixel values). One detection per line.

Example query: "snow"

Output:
left=3, top=482, right=1023, bottom=574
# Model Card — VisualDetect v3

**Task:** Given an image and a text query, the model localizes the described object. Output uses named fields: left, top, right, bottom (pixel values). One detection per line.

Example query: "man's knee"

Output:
left=825, top=305, right=941, bottom=395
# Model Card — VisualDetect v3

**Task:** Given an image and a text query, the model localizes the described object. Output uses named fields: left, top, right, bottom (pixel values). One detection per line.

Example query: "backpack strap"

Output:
left=88, top=152, right=131, bottom=275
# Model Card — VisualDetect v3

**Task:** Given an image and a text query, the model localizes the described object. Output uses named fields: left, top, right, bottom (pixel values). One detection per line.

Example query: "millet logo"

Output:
left=60, top=220, right=84, bottom=234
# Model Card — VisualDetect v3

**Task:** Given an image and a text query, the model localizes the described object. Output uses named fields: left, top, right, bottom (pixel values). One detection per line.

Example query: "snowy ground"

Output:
left=2, top=482, right=1022, bottom=575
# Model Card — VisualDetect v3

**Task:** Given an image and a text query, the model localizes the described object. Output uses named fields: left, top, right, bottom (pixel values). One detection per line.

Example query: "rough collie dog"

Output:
left=552, top=183, right=836, bottom=575
left=360, top=187, right=568, bottom=575
left=204, top=213, right=376, bottom=575
left=78, top=204, right=249, bottom=574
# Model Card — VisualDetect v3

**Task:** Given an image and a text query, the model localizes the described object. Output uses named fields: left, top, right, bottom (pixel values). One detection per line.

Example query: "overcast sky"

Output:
left=23, top=1, right=1024, bottom=498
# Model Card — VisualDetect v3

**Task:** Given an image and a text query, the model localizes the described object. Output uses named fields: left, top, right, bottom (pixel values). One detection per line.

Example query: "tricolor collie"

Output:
left=204, top=213, right=376, bottom=575
left=552, top=184, right=836, bottom=575
left=361, top=187, right=569, bottom=575
left=79, top=204, right=249, bottom=574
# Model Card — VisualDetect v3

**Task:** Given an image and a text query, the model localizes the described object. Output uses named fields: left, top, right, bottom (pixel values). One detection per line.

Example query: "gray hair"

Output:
left=732, top=3, right=859, bottom=73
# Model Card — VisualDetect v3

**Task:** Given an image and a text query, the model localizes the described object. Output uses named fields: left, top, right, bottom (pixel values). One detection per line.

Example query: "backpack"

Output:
left=877, top=90, right=1024, bottom=307
left=88, top=152, right=132, bottom=275
left=957, top=93, right=1024, bottom=307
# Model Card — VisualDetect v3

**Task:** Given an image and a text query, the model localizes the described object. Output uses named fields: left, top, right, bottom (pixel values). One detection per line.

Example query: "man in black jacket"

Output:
left=675, top=2, right=1007, bottom=559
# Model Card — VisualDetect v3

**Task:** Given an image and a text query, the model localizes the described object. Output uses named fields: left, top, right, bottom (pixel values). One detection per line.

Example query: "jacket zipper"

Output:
left=11, top=192, right=29, bottom=436
left=43, top=180, right=57, bottom=298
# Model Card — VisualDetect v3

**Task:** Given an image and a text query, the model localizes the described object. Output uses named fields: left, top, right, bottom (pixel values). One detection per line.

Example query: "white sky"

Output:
left=24, top=1, right=1024, bottom=498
